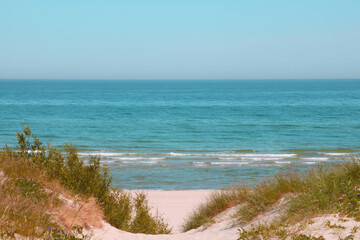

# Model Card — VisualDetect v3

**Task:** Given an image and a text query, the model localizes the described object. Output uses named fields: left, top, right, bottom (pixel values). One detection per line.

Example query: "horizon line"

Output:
left=1, top=78, right=360, bottom=81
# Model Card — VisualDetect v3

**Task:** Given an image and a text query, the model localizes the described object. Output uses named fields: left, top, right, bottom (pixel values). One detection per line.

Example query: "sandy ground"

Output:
left=85, top=190, right=360, bottom=240
left=138, top=190, right=212, bottom=233
left=87, top=190, right=240, bottom=240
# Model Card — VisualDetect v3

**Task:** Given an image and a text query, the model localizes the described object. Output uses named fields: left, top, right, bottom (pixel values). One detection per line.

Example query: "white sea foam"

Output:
left=102, top=153, right=138, bottom=156
left=79, top=152, right=139, bottom=157
left=191, top=162, right=207, bottom=166
left=117, top=157, right=144, bottom=161
left=218, top=157, right=237, bottom=161
left=169, top=152, right=192, bottom=156
left=80, top=152, right=298, bottom=164
left=122, top=160, right=158, bottom=164
left=169, top=152, right=241, bottom=157
left=169, top=152, right=296, bottom=158
left=207, top=153, right=296, bottom=158
left=205, top=153, right=241, bottom=157
left=211, top=162, right=250, bottom=166
left=211, top=162, right=236, bottom=165
left=303, top=162, right=317, bottom=165
left=243, top=157, right=284, bottom=161
left=115, top=157, right=165, bottom=161
left=239, top=154, right=296, bottom=157
left=148, top=157, right=167, bottom=160
left=303, top=157, right=328, bottom=161
left=275, top=161, right=292, bottom=164
left=26, top=150, right=41, bottom=153
left=138, top=161, right=158, bottom=164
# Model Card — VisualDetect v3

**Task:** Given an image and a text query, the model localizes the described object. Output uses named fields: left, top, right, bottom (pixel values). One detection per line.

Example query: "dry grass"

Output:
left=51, top=197, right=104, bottom=230
left=183, top=157, right=360, bottom=240
left=0, top=126, right=171, bottom=239
left=182, top=188, right=247, bottom=231
left=0, top=151, right=91, bottom=239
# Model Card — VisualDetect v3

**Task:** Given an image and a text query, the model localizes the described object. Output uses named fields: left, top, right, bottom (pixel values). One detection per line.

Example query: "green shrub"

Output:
left=1, top=125, right=171, bottom=235
left=0, top=169, right=55, bottom=238
left=130, top=192, right=171, bottom=234
left=45, top=226, right=88, bottom=240
left=15, top=177, right=47, bottom=202
left=102, top=191, right=133, bottom=231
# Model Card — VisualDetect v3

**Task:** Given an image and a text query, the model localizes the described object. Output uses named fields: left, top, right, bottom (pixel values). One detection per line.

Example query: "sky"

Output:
left=0, top=0, right=359, bottom=80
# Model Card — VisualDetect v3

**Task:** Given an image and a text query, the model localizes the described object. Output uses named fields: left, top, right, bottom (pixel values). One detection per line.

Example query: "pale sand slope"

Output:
left=87, top=190, right=240, bottom=240
left=295, top=214, right=360, bottom=239
left=140, top=190, right=212, bottom=233
left=86, top=190, right=360, bottom=240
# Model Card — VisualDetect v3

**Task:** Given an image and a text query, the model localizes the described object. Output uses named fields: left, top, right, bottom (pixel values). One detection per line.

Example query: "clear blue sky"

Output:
left=0, top=0, right=359, bottom=79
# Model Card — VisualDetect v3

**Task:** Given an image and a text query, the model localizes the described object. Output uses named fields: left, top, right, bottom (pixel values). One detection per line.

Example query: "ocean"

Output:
left=0, top=79, right=359, bottom=189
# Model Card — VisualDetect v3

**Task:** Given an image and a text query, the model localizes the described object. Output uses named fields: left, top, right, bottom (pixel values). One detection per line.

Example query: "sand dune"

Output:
left=85, top=190, right=360, bottom=240
left=86, top=190, right=239, bottom=240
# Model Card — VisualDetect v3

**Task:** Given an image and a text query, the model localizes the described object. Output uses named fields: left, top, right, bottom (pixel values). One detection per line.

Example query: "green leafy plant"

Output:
left=339, top=235, right=355, bottom=240
left=15, top=177, right=47, bottom=202
left=1, top=125, right=171, bottom=235
left=291, top=234, right=325, bottom=240
left=130, top=192, right=171, bottom=234
left=46, top=226, right=87, bottom=240
left=351, top=226, right=358, bottom=234
left=325, top=220, right=345, bottom=229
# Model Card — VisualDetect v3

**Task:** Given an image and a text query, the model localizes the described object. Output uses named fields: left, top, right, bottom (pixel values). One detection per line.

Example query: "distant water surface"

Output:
left=0, top=79, right=359, bottom=189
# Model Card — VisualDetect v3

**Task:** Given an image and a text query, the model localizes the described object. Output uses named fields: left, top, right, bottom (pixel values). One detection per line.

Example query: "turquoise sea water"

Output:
left=0, top=79, right=359, bottom=189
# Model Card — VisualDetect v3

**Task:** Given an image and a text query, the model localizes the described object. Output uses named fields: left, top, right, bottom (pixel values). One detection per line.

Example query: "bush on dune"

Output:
left=183, top=153, right=360, bottom=239
left=0, top=126, right=171, bottom=238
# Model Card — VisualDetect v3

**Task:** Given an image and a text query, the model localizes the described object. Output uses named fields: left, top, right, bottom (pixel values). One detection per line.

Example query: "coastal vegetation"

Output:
left=183, top=155, right=360, bottom=239
left=0, top=126, right=170, bottom=239
left=2, top=126, right=359, bottom=239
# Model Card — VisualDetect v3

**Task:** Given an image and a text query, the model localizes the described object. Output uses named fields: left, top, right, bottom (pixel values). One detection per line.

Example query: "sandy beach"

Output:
left=87, top=190, right=240, bottom=240
left=85, top=190, right=360, bottom=240
left=139, top=190, right=212, bottom=233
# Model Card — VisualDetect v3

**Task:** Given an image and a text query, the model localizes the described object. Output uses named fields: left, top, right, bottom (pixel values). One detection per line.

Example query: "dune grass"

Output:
left=0, top=149, right=86, bottom=239
left=0, top=126, right=171, bottom=238
left=182, top=188, right=248, bottom=231
left=183, top=156, right=360, bottom=238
